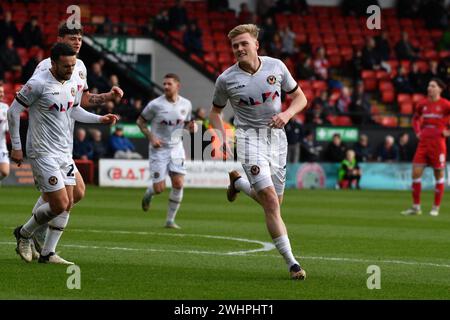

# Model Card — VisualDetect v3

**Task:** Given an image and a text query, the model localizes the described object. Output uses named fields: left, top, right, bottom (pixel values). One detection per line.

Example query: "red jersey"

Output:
left=412, top=97, right=450, bottom=139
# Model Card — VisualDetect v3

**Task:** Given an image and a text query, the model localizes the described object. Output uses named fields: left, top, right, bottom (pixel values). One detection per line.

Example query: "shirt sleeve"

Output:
left=279, top=59, right=298, bottom=94
left=186, top=101, right=192, bottom=121
left=140, top=101, right=156, bottom=122
left=212, top=75, right=228, bottom=108
left=15, top=77, right=43, bottom=108
left=79, top=60, right=89, bottom=91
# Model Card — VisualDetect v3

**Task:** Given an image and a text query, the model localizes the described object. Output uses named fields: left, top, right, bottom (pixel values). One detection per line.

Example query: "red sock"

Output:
left=412, top=181, right=421, bottom=205
left=434, top=182, right=445, bottom=207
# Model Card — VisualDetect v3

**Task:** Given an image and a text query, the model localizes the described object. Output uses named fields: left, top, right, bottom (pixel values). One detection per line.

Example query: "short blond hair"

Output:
left=228, top=24, right=260, bottom=40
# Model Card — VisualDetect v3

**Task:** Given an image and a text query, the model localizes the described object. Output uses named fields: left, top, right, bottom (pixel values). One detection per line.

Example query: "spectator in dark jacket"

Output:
left=169, top=0, right=189, bottom=30
left=21, top=16, right=43, bottom=48
left=73, top=128, right=94, bottom=160
left=300, top=130, right=322, bottom=162
left=377, top=135, right=400, bottom=162
left=394, top=66, right=414, bottom=93
left=90, top=129, right=108, bottom=161
left=0, top=36, right=21, bottom=72
left=323, top=133, right=347, bottom=162
left=395, top=32, right=419, bottom=61
left=375, top=31, right=391, bottom=61
left=285, top=117, right=303, bottom=162
left=88, top=62, right=110, bottom=93
left=397, top=132, right=413, bottom=161
left=0, top=11, right=20, bottom=45
left=109, top=126, right=143, bottom=159
left=362, top=37, right=381, bottom=70
left=183, top=21, right=203, bottom=56
left=353, top=134, right=373, bottom=162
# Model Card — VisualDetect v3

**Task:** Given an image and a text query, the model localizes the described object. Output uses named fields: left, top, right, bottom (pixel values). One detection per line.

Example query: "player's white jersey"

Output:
left=0, top=102, right=9, bottom=151
left=34, top=57, right=88, bottom=107
left=213, top=56, right=298, bottom=128
left=33, top=57, right=88, bottom=152
left=140, top=95, right=192, bottom=148
left=15, top=68, right=78, bottom=158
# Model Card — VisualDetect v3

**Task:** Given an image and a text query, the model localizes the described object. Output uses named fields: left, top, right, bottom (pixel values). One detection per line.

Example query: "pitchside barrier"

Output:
left=97, top=159, right=450, bottom=190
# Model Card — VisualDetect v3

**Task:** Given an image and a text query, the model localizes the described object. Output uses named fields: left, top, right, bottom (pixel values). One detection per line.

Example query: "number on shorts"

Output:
left=67, top=164, right=75, bottom=177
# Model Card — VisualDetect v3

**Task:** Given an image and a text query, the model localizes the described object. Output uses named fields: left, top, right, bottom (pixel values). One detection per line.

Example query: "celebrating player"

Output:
left=402, top=78, right=450, bottom=217
left=8, top=43, right=119, bottom=264
left=208, top=24, right=308, bottom=280
left=29, top=22, right=123, bottom=256
left=0, top=85, right=10, bottom=182
left=137, top=73, right=197, bottom=229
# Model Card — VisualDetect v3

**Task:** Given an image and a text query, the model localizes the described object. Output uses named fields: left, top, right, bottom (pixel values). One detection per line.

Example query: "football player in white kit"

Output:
left=8, top=43, right=119, bottom=264
left=0, top=85, right=10, bottom=182
left=209, top=25, right=308, bottom=280
left=137, top=73, right=197, bottom=229
left=29, top=22, right=123, bottom=256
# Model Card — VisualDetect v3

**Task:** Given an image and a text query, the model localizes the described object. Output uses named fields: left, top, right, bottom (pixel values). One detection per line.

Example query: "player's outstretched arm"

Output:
left=209, top=105, right=232, bottom=158
left=71, top=106, right=119, bottom=125
left=7, top=99, right=26, bottom=166
left=80, top=86, right=124, bottom=108
left=269, top=87, right=307, bottom=129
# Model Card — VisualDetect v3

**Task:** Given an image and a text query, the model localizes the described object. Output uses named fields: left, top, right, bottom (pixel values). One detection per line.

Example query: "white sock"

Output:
left=235, top=177, right=252, bottom=197
left=167, top=188, right=183, bottom=223
left=145, top=184, right=154, bottom=198
left=21, top=203, right=58, bottom=238
left=273, top=234, right=299, bottom=270
left=41, top=211, right=70, bottom=256
left=31, top=196, right=48, bottom=233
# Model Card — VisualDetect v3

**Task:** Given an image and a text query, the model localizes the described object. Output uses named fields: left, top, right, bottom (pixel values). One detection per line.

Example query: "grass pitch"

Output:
left=0, top=186, right=449, bottom=299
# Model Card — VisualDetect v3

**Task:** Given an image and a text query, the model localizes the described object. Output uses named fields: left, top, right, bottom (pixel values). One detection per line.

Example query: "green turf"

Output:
left=0, top=186, right=449, bottom=299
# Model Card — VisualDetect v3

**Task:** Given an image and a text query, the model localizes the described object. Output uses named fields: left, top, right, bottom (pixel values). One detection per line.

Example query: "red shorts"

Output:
left=413, top=138, right=447, bottom=169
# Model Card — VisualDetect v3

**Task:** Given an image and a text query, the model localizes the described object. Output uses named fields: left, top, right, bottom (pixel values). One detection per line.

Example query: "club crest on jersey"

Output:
left=250, top=165, right=260, bottom=175
left=71, top=87, right=76, bottom=97
left=79, top=71, right=85, bottom=79
left=48, top=176, right=58, bottom=185
left=266, top=75, right=277, bottom=85
left=180, top=109, right=186, bottom=115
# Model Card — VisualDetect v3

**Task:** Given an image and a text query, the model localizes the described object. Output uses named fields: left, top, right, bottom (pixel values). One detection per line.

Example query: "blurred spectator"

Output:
left=280, top=25, right=297, bottom=56
left=312, top=46, right=329, bottom=80
left=300, top=130, right=322, bottom=162
left=21, top=16, right=43, bottom=49
left=362, top=37, right=382, bottom=70
left=350, top=49, right=363, bottom=82
left=423, top=60, right=440, bottom=86
left=208, top=0, right=230, bottom=12
left=377, top=135, right=399, bottom=162
left=141, top=17, right=155, bottom=36
left=395, top=32, right=419, bottom=61
left=296, top=57, right=315, bottom=80
left=0, top=37, right=21, bottom=72
left=323, top=133, right=347, bottom=162
left=22, top=48, right=44, bottom=83
left=397, top=0, right=420, bottom=18
left=338, top=149, right=361, bottom=189
left=393, top=66, right=414, bottom=93
left=285, top=117, right=303, bottom=163
left=0, top=11, right=20, bottom=45
left=183, top=21, right=203, bottom=56
left=89, top=129, right=108, bottom=161
left=122, top=97, right=143, bottom=122
left=169, top=0, right=189, bottom=30
left=409, top=61, right=428, bottom=93
left=260, top=16, right=277, bottom=44
left=305, top=100, right=330, bottom=126
left=109, top=74, right=120, bottom=88
left=397, top=132, right=413, bottom=161
left=375, top=31, right=390, bottom=61
left=353, top=134, right=373, bottom=162
left=88, top=62, right=110, bottom=93
left=256, top=0, right=275, bottom=18
left=109, top=126, right=143, bottom=159
left=421, top=0, right=448, bottom=29
left=99, top=101, right=116, bottom=116
left=238, top=3, right=253, bottom=24
left=349, top=81, right=372, bottom=124
left=267, top=33, right=283, bottom=57
left=73, top=128, right=94, bottom=160
left=154, top=9, right=171, bottom=33
left=335, top=86, right=352, bottom=114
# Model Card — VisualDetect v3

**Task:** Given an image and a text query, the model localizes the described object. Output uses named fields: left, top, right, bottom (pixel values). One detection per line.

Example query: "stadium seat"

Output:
left=397, top=93, right=411, bottom=104
left=379, top=116, right=398, bottom=127
left=400, top=102, right=413, bottom=114
left=381, top=90, right=395, bottom=104
left=379, top=80, right=394, bottom=92
left=361, top=70, right=377, bottom=91
left=412, top=94, right=426, bottom=104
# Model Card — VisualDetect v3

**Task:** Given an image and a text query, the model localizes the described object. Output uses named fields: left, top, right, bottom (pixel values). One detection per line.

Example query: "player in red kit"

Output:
left=402, top=78, right=450, bottom=217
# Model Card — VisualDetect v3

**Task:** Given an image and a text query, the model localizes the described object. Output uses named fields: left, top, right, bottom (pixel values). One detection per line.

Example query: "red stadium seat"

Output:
left=400, top=102, right=413, bottom=114
left=397, top=94, right=411, bottom=104
left=361, top=70, right=377, bottom=91
left=311, top=80, right=327, bottom=92
left=379, top=80, right=394, bottom=92
left=412, top=94, right=426, bottom=104
left=379, top=116, right=398, bottom=127
left=381, top=90, right=395, bottom=104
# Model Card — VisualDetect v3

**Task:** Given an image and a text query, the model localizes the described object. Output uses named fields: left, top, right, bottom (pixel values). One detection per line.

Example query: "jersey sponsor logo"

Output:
left=232, top=84, right=246, bottom=90
left=266, top=75, right=277, bottom=85
left=238, top=91, right=280, bottom=106
left=51, top=92, right=60, bottom=95
left=160, top=119, right=184, bottom=126
left=48, top=176, right=58, bottom=185
left=49, top=101, right=74, bottom=112
left=79, top=71, right=85, bottom=79
left=250, top=165, right=260, bottom=175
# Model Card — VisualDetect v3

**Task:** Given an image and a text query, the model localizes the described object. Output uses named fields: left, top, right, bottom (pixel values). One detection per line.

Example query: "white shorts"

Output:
left=236, top=128, right=287, bottom=196
left=149, top=143, right=186, bottom=183
left=29, top=155, right=78, bottom=192
left=0, top=150, right=9, bottom=164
